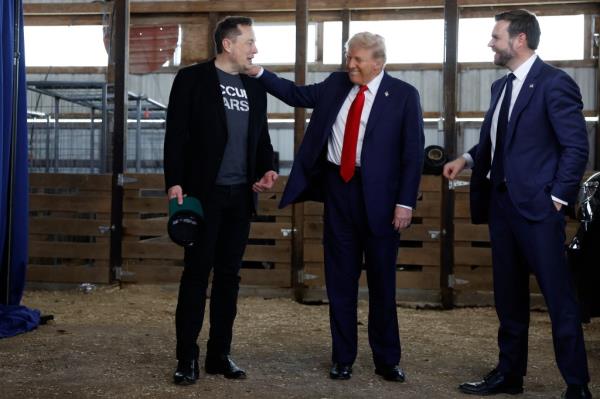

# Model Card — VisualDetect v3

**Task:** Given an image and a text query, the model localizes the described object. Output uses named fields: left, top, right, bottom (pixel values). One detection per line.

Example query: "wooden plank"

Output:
left=181, top=20, right=210, bottom=65
left=123, top=197, right=166, bottom=213
left=455, top=247, right=492, bottom=266
left=29, top=173, right=111, bottom=190
left=257, top=199, right=293, bottom=216
left=122, top=242, right=291, bottom=262
left=303, top=220, right=441, bottom=241
left=122, top=174, right=288, bottom=192
left=25, top=1, right=597, bottom=15
left=29, top=241, right=110, bottom=260
left=454, top=223, right=489, bottom=241
left=30, top=217, right=110, bottom=236
left=455, top=222, right=579, bottom=242
left=123, top=218, right=292, bottom=239
left=304, top=244, right=440, bottom=265
left=453, top=266, right=542, bottom=294
left=30, top=194, right=111, bottom=213
left=27, top=265, right=110, bottom=284
left=303, top=264, right=439, bottom=290
left=119, top=264, right=291, bottom=286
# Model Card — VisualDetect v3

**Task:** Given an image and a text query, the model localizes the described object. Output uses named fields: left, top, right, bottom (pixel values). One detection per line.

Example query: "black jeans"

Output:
left=175, top=184, right=251, bottom=361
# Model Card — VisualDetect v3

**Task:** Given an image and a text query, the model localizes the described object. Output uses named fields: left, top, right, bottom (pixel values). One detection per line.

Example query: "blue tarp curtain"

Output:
left=0, top=0, right=40, bottom=338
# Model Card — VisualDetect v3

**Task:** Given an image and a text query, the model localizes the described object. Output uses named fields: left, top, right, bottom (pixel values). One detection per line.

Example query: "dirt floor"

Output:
left=0, top=284, right=598, bottom=399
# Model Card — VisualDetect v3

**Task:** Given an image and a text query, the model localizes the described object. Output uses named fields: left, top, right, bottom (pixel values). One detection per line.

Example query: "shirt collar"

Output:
left=362, top=69, right=385, bottom=95
left=511, top=53, right=537, bottom=82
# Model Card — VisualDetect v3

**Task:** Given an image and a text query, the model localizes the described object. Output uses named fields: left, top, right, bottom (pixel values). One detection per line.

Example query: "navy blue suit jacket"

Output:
left=469, top=57, right=588, bottom=224
left=259, top=69, right=424, bottom=235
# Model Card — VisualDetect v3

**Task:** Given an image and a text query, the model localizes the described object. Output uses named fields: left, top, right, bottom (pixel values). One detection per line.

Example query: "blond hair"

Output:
left=346, top=32, right=386, bottom=63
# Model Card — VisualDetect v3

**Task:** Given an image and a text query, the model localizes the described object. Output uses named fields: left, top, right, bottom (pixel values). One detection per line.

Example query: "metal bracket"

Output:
left=113, top=267, right=135, bottom=280
left=117, top=174, right=138, bottom=186
left=448, top=274, right=455, bottom=288
left=449, top=180, right=470, bottom=190
left=280, top=228, right=297, bottom=237
left=98, top=225, right=114, bottom=234
left=428, top=230, right=441, bottom=240
left=297, top=270, right=317, bottom=283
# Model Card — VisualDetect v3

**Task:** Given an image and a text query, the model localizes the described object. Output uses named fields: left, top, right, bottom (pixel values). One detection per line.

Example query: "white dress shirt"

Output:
left=462, top=54, right=566, bottom=205
left=326, top=70, right=384, bottom=167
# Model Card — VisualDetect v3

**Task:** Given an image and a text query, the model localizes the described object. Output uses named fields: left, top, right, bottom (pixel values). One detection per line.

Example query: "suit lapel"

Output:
left=206, top=61, right=228, bottom=137
left=363, top=73, right=391, bottom=139
left=505, top=57, right=544, bottom=147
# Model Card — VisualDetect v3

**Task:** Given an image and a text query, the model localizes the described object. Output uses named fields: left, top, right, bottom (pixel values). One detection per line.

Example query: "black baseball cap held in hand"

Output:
left=168, top=196, right=204, bottom=247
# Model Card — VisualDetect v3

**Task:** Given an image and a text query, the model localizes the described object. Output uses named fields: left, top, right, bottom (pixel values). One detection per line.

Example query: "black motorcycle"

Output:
left=568, top=172, right=600, bottom=323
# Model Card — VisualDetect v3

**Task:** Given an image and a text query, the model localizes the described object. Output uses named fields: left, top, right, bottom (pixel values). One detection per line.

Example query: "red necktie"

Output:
left=340, top=85, right=368, bottom=182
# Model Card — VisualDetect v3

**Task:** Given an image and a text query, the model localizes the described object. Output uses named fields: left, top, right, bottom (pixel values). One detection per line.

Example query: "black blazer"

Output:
left=163, top=60, right=274, bottom=213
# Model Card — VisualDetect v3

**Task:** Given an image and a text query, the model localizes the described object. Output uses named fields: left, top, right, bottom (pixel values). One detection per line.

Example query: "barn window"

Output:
left=459, top=15, right=584, bottom=62
left=253, top=23, right=317, bottom=64
left=24, top=25, right=108, bottom=67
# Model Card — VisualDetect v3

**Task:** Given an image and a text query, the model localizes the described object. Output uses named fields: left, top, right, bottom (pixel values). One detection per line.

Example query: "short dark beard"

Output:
left=493, top=39, right=515, bottom=67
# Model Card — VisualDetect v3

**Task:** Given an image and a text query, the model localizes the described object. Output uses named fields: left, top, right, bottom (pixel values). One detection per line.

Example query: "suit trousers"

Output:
left=489, top=186, right=589, bottom=385
left=175, top=184, right=251, bottom=361
left=322, top=165, right=401, bottom=367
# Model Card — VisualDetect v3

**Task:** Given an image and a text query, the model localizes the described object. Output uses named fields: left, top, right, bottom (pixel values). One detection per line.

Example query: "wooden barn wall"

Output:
left=27, top=172, right=587, bottom=305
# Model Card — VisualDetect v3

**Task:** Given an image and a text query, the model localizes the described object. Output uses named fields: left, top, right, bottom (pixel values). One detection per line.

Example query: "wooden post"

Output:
left=440, top=0, right=458, bottom=309
left=208, top=12, right=219, bottom=58
left=316, top=21, right=324, bottom=63
left=109, top=0, right=129, bottom=284
left=291, top=0, right=308, bottom=302
left=594, top=16, right=600, bottom=170
left=341, top=9, right=350, bottom=70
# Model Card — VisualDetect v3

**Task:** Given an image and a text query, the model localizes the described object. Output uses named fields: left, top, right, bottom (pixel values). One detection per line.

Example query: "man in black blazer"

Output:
left=444, top=10, right=591, bottom=399
left=164, top=16, right=277, bottom=385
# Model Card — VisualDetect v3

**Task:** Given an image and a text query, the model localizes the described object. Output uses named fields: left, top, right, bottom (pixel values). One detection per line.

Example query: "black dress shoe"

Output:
left=459, top=368, right=523, bottom=395
left=205, top=354, right=247, bottom=379
left=375, top=365, right=406, bottom=382
left=562, top=385, right=592, bottom=399
left=173, top=359, right=199, bottom=385
left=329, top=363, right=352, bottom=380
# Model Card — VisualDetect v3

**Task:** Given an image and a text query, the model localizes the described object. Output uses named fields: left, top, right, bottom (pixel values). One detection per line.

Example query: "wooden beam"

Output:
left=341, top=9, right=350, bottom=69
left=440, top=0, right=459, bottom=309
left=109, top=0, right=129, bottom=283
left=292, top=0, right=308, bottom=302
left=316, top=22, right=324, bottom=63
left=24, top=0, right=600, bottom=16
left=207, top=12, right=219, bottom=59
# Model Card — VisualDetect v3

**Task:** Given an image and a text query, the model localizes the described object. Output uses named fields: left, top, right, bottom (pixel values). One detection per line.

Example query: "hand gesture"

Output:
left=252, top=170, right=278, bottom=193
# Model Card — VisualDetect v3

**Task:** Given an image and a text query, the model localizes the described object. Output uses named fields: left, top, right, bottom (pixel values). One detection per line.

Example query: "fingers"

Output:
left=252, top=182, right=264, bottom=193
left=393, top=207, right=412, bottom=231
left=442, top=164, right=454, bottom=179
left=443, top=157, right=466, bottom=180
left=393, top=217, right=411, bottom=231
left=167, top=185, right=184, bottom=205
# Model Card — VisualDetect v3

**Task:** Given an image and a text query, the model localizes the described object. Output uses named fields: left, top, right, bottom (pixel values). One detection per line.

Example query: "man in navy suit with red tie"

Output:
left=444, top=10, right=591, bottom=399
left=246, top=32, right=424, bottom=381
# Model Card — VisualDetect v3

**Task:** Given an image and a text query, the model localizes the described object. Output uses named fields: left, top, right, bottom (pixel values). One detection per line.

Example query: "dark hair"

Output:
left=214, top=16, right=254, bottom=54
left=495, top=9, right=540, bottom=50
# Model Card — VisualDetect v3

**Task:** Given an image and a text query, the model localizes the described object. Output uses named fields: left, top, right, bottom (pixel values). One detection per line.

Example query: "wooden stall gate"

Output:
left=27, top=172, right=585, bottom=305
left=27, top=173, right=292, bottom=289
left=28, top=173, right=112, bottom=284
left=301, top=175, right=442, bottom=302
